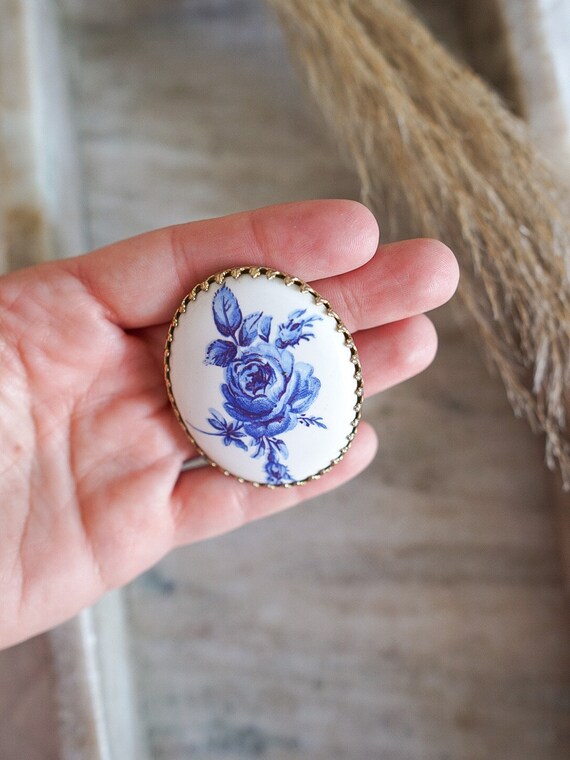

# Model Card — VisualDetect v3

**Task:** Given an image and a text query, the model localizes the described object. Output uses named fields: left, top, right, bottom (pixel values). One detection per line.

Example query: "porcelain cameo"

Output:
left=165, top=267, right=362, bottom=486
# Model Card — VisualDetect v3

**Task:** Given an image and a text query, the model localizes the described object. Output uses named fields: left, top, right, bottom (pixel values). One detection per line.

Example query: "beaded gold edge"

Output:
left=164, top=266, right=364, bottom=488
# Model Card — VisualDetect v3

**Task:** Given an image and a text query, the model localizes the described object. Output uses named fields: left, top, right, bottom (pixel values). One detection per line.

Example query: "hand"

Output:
left=0, top=200, right=458, bottom=648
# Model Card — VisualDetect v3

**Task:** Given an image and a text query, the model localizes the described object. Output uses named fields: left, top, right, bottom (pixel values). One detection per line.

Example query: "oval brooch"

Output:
left=165, top=267, right=363, bottom=487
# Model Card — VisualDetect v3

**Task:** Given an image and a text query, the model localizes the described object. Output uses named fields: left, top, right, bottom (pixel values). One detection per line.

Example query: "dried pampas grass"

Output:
left=267, top=0, right=570, bottom=485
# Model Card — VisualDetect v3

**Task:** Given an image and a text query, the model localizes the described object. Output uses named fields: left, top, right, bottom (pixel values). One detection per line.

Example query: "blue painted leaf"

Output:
left=289, top=308, right=306, bottom=319
left=212, top=285, right=242, bottom=336
left=259, top=315, right=272, bottom=342
left=226, top=422, right=245, bottom=437
left=231, top=438, right=248, bottom=451
left=207, top=407, right=227, bottom=431
left=238, top=311, right=263, bottom=346
left=272, top=438, right=289, bottom=459
left=299, top=415, right=327, bottom=429
left=223, top=400, right=243, bottom=421
left=205, top=339, right=237, bottom=367
left=252, top=438, right=266, bottom=459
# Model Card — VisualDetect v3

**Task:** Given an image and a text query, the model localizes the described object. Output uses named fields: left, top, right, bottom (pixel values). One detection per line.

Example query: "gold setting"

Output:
left=164, top=266, right=364, bottom=488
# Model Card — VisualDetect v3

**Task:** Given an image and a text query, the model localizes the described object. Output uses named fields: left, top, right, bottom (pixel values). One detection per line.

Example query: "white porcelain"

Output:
left=165, top=268, right=362, bottom=486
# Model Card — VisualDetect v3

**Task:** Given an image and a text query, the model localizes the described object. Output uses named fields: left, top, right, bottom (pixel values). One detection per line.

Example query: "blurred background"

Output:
left=1, top=1, right=569, bottom=758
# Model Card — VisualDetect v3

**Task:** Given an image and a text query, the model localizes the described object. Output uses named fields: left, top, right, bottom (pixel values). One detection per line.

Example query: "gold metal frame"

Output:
left=164, top=266, right=363, bottom=488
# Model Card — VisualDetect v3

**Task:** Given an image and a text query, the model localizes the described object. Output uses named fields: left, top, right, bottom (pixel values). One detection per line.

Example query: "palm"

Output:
left=0, top=201, right=458, bottom=648
left=1, top=281, right=180, bottom=637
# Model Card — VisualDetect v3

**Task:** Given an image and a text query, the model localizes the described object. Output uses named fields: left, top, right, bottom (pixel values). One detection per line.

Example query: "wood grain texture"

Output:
left=0, top=4, right=68, bottom=758
left=61, top=1, right=358, bottom=248
left=0, top=0, right=49, bottom=273
left=0, top=634, right=60, bottom=760
left=0, top=2, right=144, bottom=758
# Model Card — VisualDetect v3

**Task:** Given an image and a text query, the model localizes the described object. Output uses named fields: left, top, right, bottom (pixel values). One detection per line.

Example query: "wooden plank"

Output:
left=0, top=2, right=147, bottom=759
left=0, top=634, right=60, bottom=760
left=499, top=0, right=570, bottom=175
left=0, top=0, right=49, bottom=273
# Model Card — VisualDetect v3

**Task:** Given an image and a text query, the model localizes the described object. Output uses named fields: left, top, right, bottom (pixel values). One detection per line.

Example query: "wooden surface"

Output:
left=1, top=0, right=569, bottom=758
left=0, top=2, right=145, bottom=758
left=0, top=4, right=74, bottom=758
left=66, top=1, right=570, bottom=758
left=0, top=634, right=60, bottom=760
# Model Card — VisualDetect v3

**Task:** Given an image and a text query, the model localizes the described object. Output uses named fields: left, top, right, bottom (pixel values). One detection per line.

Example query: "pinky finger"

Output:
left=170, top=422, right=379, bottom=545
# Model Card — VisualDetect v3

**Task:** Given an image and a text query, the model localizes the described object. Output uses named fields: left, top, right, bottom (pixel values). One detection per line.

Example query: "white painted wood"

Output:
left=50, top=594, right=149, bottom=760
left=0, top=0, right=49, bottom=273
left=499, top=0, right=570, bottom=174
left=0, top=0, right=84, bottom=274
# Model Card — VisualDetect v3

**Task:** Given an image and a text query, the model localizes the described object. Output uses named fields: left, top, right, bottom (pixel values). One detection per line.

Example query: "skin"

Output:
left=0, top=200, right=459, bottom=649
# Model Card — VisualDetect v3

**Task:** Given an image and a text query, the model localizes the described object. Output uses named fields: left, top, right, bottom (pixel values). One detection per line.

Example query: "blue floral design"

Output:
left=198, top=283, right=327, bottom=484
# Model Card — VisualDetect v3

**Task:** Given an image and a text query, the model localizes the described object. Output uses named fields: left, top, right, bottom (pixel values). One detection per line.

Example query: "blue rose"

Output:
left=276, top=309, right=321, bottom=349
left=221, top=343, right=321, bottom=439
left=265, top=451, right=292, bottom=484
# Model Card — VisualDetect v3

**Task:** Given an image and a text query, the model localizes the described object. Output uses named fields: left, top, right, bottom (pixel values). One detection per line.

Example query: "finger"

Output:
left=170, top=421, right=378, bottom=544
left=134, top=238, right=456, bottom=360
left=313, top=238, right=459, bottom=332
left=65, top=200, right=379, bottom=329
left=355, top=314, right=438, bottom=396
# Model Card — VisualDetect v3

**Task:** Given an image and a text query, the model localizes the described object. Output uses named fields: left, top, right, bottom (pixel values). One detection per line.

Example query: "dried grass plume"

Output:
left=268, top=0, right=570, bottom=485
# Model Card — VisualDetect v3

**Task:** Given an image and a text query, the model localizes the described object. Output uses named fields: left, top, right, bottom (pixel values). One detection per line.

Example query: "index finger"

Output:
left=65, top=200, right=379, bottom=329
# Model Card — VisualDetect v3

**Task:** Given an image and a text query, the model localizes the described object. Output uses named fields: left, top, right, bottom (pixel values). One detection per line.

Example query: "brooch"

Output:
left=165, top=266, right=363, bottom=487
